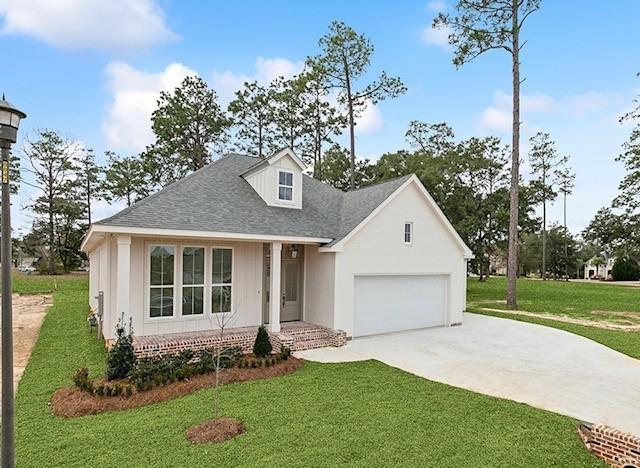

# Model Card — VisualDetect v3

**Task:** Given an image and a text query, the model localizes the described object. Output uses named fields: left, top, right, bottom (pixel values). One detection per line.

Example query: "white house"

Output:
left=584, top=256, right=615, bottom=280
left=81, top=149, right=473, bottom=354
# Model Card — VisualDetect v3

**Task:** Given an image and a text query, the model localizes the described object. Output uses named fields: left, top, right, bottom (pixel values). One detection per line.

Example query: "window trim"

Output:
left=180, top=245, right=206, bottom=317
left=147, top=243, right=177, bottom=320
left=404, top=222, right=413, bottom=245
left=211, top=246, right=234, bottom=314
left=276, top=169, right=294, bottom=203
left=144, top=241, right=236, bottom=322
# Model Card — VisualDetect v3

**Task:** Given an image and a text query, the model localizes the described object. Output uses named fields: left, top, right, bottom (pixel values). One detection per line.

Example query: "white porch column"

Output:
left=116, top=235, right=131, bottom=327
left=99, top=238, right=111, bottom=338
left=269, top=241, right=282, bottom=332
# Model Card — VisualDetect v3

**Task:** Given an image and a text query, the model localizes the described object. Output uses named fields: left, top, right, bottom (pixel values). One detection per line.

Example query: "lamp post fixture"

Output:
left=0, top=95, right=26, bottom=468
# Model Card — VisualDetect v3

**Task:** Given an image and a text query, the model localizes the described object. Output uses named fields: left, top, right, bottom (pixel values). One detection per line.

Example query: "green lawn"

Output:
left=15, top=275, right=602, bottom=467
left=467, top=277, right=640, bottom=359
left=11, top=272, right=88, bottom=295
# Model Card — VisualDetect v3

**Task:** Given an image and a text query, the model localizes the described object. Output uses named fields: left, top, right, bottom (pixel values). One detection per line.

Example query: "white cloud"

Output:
left=493, top=90, right=555, bottom=113
left=102, top=61, right=197, bottom=152
left=564, top=91, right=612, bottom=116
left=254, top=57, right=304, bottom=83
left=522, top=93, right=556, bottom=113
left=212, top=56, right=304, bottom=104
left=479, top=106, right=511, bottom=133
left=478, top=89, right=620, bottom=133
left=426, top=0, right=446, bottom=11
left=356, top=100, right=384, bottom=134
left=0, top=0, right=176, bottom=52
left=420, top=24, right=451, bottom=50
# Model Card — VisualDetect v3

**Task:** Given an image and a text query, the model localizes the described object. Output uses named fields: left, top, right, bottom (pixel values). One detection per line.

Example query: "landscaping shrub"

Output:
left=106, top=316, right=136, bottom=380
left=193, top=346, right=241, bottom=374
left=253, top=325, right=272, bottom=357
left=73, top=368, right=93, bottom=393
left=280, top=346, right=291, bottom=360
left=612, top=256, right=640, bottom=281
left=129, top=346, right=241, bottom=391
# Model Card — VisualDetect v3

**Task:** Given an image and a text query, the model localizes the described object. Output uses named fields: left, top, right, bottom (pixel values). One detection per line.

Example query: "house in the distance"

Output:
left=81, top=148, right=473, bottom=356
left=583, top=256, right=616, bottom=280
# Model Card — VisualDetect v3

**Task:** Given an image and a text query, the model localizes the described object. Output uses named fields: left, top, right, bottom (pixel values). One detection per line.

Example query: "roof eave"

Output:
left=83, top=224, right=333, bottom=247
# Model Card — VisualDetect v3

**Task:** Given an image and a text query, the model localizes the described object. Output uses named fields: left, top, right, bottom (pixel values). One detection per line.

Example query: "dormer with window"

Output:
left=242, top=148, right=305, bottom=209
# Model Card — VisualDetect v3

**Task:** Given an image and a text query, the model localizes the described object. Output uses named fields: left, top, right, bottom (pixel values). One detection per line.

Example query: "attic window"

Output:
left=404, top=222, right=413, bottom=245
left=278, top=170, right=294, bottom=201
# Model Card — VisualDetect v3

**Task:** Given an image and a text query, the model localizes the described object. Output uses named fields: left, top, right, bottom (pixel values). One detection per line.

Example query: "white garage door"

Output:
left=354, top=275, right=447, bottom=337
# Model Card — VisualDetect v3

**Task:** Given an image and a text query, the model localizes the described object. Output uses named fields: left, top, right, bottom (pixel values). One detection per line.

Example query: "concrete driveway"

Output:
left=296, top=313, right=640, bottom=436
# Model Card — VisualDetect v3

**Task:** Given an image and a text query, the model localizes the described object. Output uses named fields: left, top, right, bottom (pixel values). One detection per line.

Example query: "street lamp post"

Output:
left=0, top=95, right=26, bottom=468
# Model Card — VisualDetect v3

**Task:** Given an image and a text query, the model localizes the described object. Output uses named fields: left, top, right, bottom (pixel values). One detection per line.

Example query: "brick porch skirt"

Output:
left=579, top=423, right=640, bottom=467
left=132, top=321, right=347, bottom=358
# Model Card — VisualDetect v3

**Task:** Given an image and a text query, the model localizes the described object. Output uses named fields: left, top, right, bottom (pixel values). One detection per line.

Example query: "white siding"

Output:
left=303, top=244, right=336, bottom=329
left=333, top=182, right=467, bottom=337
left=244, top=154, right=303, bottom=209
left=88, top=249, right=99, bottom=310
left=97, top=237, right=264, bottom=339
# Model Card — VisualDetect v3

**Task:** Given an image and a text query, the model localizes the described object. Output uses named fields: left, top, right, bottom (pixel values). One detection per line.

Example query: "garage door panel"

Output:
left=354, top=275, right=446, bottom=337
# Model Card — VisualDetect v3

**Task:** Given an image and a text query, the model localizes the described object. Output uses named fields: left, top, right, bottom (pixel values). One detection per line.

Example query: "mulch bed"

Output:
left=51, top=357, right=302, bottom=418
left=186, top=417, right=245, bottom=444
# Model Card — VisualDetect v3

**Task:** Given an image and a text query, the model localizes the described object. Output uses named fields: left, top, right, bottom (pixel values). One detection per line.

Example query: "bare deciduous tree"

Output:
left=205, top=303, right=239, bottom=419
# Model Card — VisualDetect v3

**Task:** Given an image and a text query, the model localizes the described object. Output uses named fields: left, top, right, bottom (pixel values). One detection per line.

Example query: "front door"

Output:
left=262, top=244, right=304, bottom=324
left=280, top=259, right=301, bottom=321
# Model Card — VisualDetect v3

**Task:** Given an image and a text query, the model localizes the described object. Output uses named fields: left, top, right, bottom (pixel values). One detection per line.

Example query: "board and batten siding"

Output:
left=303, top=244, right=336, bottom=329
left=244, top=154, right=303, bottom=209
left=332, top=182, right=468, bottom=337
left=93, top=236, right=265, bottom=340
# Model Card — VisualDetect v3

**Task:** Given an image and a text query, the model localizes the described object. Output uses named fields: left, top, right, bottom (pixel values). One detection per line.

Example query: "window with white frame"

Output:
left=182, top=247, right=205, bottom=315
left=149, top=245, right=175, bottom=318
left=278, top=170, right=293, bottom=201
left=212, top=248, right=232, bottom=313
left=404, top=222, right=413, bottom=244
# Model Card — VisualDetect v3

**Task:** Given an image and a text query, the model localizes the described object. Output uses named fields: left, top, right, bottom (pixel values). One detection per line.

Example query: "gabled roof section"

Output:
left=240, top=147, right=306, bottom=178
left=320, top=175, right=474, bottom=258
left=88, top=154, right=471, bottom=258
left=94, top=153, right=338, bottom=239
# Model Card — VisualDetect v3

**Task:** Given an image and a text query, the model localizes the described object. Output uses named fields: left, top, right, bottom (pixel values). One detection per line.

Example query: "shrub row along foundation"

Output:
left=579, top=423, right=640, bottom=467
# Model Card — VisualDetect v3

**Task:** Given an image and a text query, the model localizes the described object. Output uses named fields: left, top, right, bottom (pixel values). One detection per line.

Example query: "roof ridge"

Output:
left=347, top=173, right=413, bottom=193
left=328, top=174, right=413, bottom=247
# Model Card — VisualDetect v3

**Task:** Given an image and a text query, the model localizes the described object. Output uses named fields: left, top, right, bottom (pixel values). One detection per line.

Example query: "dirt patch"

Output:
left=186, top=417, right=245, bottom=444
left=51, top=357, right=302, bottom=418
left=476, top=307, right=640, bottom=332
left=0, top=294, right=53, bottom=400
left=590, top=310, right=640, bottom=324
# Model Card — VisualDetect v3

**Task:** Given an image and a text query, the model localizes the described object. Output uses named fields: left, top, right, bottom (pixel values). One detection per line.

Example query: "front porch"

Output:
left=132, top=321, right=347, bottom=358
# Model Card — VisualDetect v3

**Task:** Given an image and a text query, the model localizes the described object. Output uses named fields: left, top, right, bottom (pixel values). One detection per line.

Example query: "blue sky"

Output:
left=1, top=0, right=639, bottom=234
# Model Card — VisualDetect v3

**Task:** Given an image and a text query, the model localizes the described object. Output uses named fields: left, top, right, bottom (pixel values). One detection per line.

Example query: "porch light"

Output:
left=290, top=245, right=299, bottom=259
left=0, top=95, right=27, bottom=143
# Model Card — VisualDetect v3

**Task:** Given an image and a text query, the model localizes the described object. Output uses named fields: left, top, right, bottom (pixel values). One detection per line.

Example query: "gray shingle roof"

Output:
left=96, top=153, right=411, bottom=245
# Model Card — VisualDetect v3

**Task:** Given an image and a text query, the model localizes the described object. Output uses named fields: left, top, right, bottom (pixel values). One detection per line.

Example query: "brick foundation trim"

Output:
left=579, top=423, right=640, bottom=467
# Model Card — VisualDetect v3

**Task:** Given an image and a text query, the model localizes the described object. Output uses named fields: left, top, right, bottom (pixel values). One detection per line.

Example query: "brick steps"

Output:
left=292, top=337, right=337, bottom=351
left=280, top=323, right=347, bottom=351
